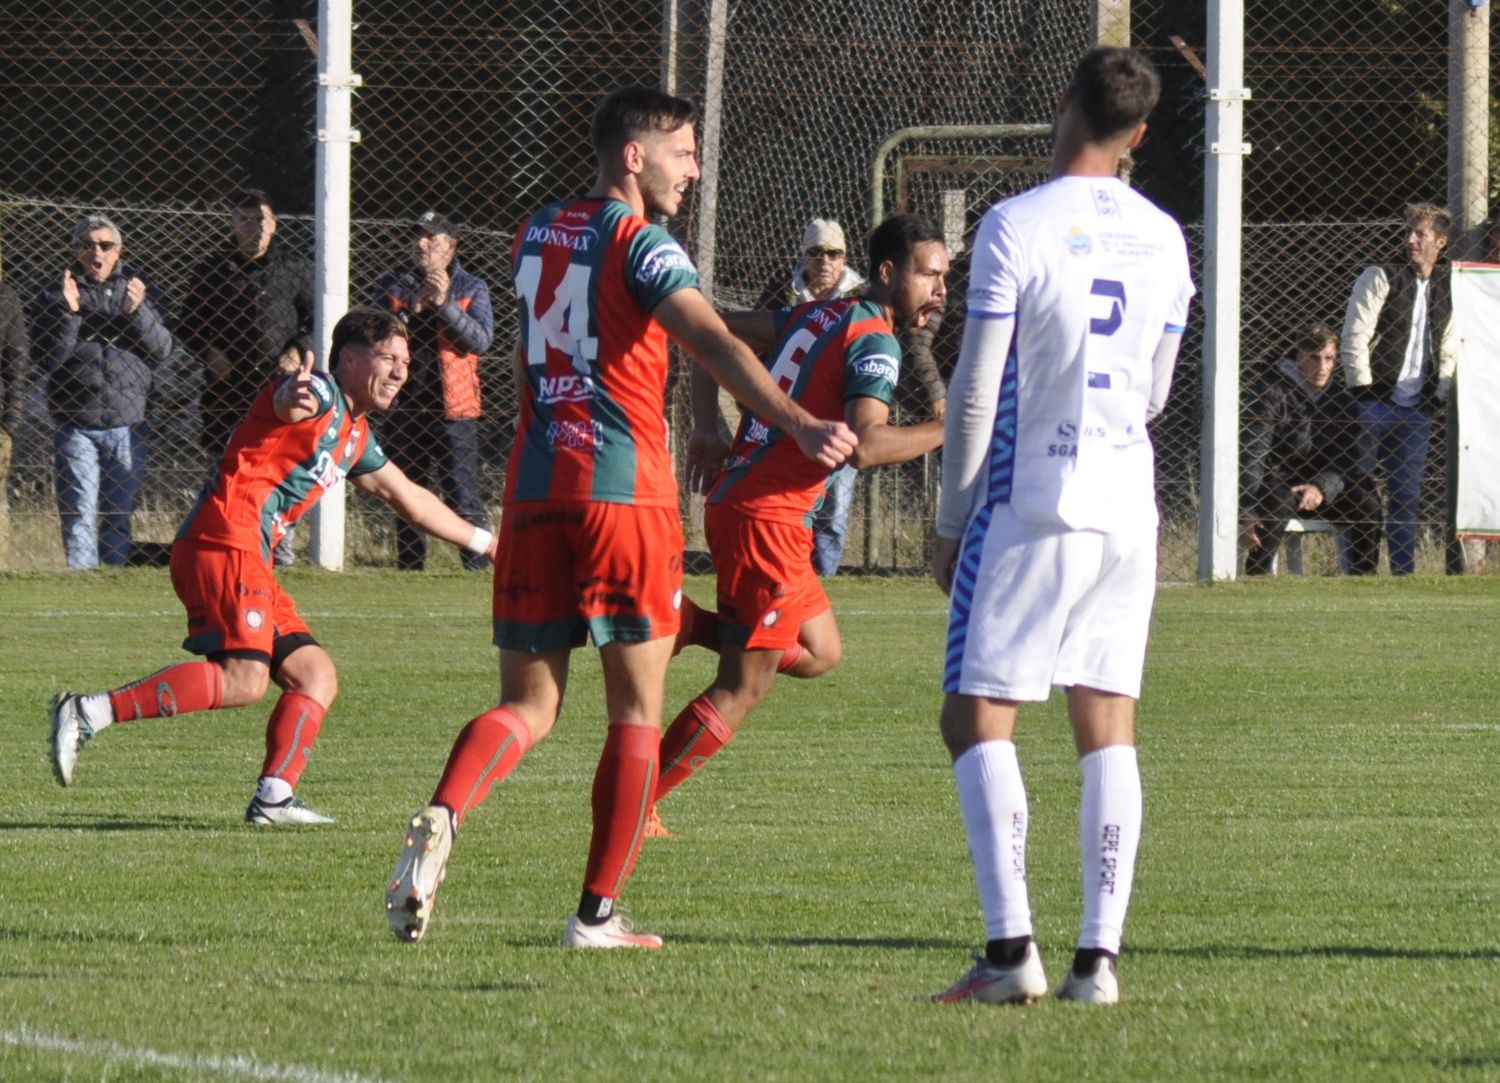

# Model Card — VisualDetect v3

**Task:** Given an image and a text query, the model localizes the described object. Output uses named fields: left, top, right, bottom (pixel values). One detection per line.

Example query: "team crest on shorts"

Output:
left=672, top=588, right=683, bottom=611
left=244, top=608, right=265, bottom=630
left=762, top=609, right=780, bottom=627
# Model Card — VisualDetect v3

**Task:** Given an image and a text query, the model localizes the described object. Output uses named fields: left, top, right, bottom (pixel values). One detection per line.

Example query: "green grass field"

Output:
left=3, top=570, right=1499, bottom=1082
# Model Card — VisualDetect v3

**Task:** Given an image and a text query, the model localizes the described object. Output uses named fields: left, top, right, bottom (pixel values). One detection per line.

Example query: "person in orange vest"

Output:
left=373, top=210, right=494, bottom=570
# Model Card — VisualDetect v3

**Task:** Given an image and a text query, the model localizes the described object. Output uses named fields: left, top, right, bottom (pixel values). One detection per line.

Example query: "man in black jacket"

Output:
left=1242, top=322, right=1380, bottom=575
left=30, top=214, right=173, bottom=569
left=182, top=189, right=314, bottom=456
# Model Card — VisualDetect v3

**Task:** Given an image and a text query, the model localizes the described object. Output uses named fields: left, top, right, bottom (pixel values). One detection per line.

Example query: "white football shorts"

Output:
left=943, top=503, right=1158, bottom=701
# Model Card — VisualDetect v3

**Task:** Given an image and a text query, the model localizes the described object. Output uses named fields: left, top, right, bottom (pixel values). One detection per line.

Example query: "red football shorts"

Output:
left=704, top=503, right=830, bottom=651
left=169, top=539, right=309, bottom=662
left=492, top=501, right=684, bottom=651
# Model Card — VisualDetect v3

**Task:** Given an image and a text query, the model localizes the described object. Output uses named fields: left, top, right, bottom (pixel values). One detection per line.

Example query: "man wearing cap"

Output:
left=373, top=210, right=495, bottom=570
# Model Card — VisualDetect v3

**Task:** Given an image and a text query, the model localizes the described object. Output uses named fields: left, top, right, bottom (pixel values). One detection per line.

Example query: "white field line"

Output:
left=1, top=1025, right=398, bottom=1083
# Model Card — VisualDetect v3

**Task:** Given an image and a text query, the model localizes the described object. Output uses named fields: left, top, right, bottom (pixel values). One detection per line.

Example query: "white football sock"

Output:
left=953, top=740, right=1032, bottom=941
left=1077, top=744, right=1142, bottom=954
left=80, top=693, right=113, bottom=732
left=255, top=776, right=293, bottom=804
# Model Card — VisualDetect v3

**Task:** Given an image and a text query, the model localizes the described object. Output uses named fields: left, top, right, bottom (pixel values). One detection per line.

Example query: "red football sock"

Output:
left=777, top=642, right=804, bottom=673
left=108, top=661, right=223, bottom=722
left=260, top=691, right=328, bottom=788
left=583, top=722, right=660, bottom=900
left=431, top=707, right=533, bottom=829
left=655, top=694, right=733, bottom=802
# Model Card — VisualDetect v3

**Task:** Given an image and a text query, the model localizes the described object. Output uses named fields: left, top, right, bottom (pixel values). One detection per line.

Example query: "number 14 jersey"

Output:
left=506, top=197, right=699, bottom=508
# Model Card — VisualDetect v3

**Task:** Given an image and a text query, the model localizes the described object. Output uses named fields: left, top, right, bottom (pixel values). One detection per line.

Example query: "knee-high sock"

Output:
left=430, top=707, right=533, bottom=829
left=260, top=692, right=327, bottom=789
left=583, top=722, right=659, bottom=900
left=107, top=661, right=224, bottom=724
left=953, top=740, right=1032, bottom=941
left=1077, top=745, right=1143, bottom=954
left=655, top=695, right=732, bottom=802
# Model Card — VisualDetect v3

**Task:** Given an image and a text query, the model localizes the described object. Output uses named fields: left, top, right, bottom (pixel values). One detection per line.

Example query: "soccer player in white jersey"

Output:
left=929, top=47, right=1193, bottom=1007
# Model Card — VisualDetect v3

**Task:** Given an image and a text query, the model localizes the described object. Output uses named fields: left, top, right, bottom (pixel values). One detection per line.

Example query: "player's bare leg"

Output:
left=774, top=608, right=842, bottom=679
left=932, top=693, right=1048, bottom=1005
left=1056, top=686, right=1138, bottom=1005
left=388, top=649, right=565, bottom=943
left=565, top=636, right=671, bottom=948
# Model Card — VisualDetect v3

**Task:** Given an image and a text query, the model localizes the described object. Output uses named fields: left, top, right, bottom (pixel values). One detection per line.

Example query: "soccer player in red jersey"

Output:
left=48, top=308, right=498, bottom=824
left=648, top=214, right=949, bottom=834
left=384, top=86, right=856, bottom=949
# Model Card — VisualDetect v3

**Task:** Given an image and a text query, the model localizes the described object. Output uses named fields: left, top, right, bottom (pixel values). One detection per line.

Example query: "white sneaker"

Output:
left=931, top=942, right=1048, bottom=1004
left=1055, top=956, right=1120, bottom=1005
left=386, top=806, right=453, bottom=943
left=49, top=692, right=94, bottom=788
left=244, top=794, right=335, bottom=825
left=563, top=912, right=663, bottom=950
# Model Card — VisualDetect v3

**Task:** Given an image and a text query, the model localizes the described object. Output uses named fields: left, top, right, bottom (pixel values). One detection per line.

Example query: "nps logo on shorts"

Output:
left=635, top=242, right=693, bottom=284
left=243, top=609, right=265, bottom=630
left=850, top=355, right=899, bottom=384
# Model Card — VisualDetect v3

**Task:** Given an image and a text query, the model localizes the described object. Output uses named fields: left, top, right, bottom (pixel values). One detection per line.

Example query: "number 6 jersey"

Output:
left=506, top=197, right=699, bottom=508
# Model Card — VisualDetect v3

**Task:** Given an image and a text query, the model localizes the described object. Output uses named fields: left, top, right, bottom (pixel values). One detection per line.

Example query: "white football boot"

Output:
left=386, top=806, right=454, bottom=942
left=1055, top=956, right=1120, bottom=1005
left=49, top=692, right=94, bottom=788
left=931, top=942, right=1048, bottom=1005
left=563, top=912, right=663, bottom=950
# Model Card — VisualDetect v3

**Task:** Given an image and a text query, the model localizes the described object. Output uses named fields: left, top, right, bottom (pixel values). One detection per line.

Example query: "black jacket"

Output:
left=182, top=238, right=314, bottom=408
left=30, top=263, right=173, bottom=429
left=1241, top=359, right=1365, bottom=510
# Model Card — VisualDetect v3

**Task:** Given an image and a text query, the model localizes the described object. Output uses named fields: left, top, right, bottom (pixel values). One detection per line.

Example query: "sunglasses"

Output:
left=805, top=247, right=845, bottom=259
left=77, top=240, right=119, bottom=252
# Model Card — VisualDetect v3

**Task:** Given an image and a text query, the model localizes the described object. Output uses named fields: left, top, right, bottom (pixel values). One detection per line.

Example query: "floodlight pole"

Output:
left=308, top=0, right=360, bottom=570
left=1199, top=0, right=1248, bottom=580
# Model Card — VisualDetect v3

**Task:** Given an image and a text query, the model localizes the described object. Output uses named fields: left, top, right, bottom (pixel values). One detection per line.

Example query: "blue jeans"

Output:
left=1356, top=399, right=1431, bottom=576
left=54, top=423, right=143, bottom=570
left=811, top=464, right=857, bottom=576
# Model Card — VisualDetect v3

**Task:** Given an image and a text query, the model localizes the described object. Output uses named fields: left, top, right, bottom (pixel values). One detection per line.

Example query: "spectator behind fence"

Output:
left=373, top=210, right=494, bottom=571
left=757, top=219, right=870, bottom=575
left=29, top=214, right=173, bottom=570
left=1241, top=322, right=1380, bottom=576
left=182, top=188, right=313, bottom=457
left=1340, top=202, right=1455, bottom=576
left=0, top=279, right=29, bottom=568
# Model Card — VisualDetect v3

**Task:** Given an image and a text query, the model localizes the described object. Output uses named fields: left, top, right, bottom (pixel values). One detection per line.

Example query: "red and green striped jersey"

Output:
left=504, top=197, right=699, bottom=507
left=709, top=297, right=900, bottom=525
left=178, top=373, right=389, bottom=561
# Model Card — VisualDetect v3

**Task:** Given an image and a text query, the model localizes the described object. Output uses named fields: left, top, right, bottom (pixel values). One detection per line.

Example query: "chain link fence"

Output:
left=1136, top=0, right=1495, bottom=578
left=4, top=3, right=1492, bottom=579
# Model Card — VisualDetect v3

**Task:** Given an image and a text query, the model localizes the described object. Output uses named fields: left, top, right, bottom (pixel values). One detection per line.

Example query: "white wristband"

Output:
left=465, top=525, right=494, bottom=555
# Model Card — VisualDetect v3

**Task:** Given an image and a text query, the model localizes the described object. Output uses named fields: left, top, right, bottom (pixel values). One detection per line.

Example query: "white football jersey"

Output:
left=947, top=175, right=1193, bottom=534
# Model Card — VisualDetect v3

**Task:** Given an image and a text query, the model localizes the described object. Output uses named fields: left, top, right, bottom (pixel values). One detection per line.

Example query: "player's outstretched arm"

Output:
left=272, top=351, right=324, bottom=423
left=719, top=309, right=778, bottom=353
left=686, top=361, right=732, bottom=494
left=656, top=289, right=857, bottom=470
left=845, top=397, right=944, bottom=470
left=352, top=462, right=498, bottom=561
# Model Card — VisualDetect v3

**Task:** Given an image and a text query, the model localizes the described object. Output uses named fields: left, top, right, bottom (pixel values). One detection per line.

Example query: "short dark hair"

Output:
left=590, top=86, right=697, bottom=166
left=1293, top=321, right=1339, bottom=357
left=330, top=306, right=407, bottom=369
left=230, top=188, right=274, bottom=214
left=1071, top=47, right=1161, bottom=141
left=867, top=213, right=944, bottom=274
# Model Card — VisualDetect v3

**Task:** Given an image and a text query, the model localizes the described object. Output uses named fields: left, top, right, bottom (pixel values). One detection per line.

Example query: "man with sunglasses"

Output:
left=30, top=214, right=173, bottom=569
